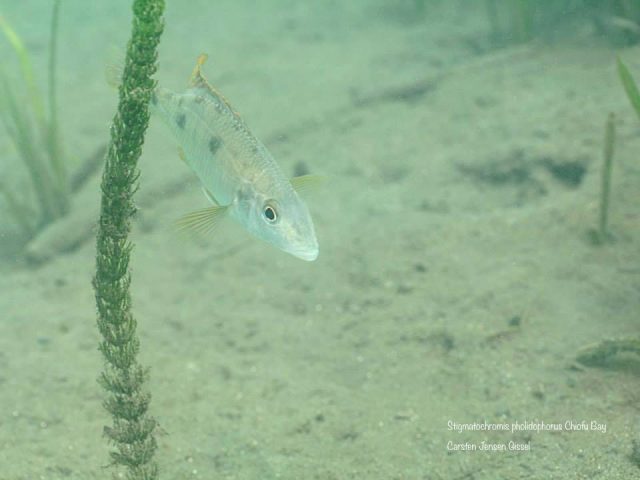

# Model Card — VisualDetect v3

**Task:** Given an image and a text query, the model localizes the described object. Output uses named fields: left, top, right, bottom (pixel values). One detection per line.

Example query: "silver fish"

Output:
left=151, top=54, right=319, bottom=261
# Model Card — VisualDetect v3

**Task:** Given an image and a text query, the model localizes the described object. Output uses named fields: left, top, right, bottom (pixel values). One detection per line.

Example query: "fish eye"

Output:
left=263, top=204, right=278, bottom=223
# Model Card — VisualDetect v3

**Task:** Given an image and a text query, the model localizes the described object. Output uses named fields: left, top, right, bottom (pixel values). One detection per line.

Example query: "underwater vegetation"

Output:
left=93, top=0, right=164, bottom=478
left=585, top=56, right=640, bottom=245
left=578, top=57, right=640, bottom=353
left=485, top=0, right=534, bottom=44
left=586, top=112, right=616, bottom=245
left=0, top=1, right=67, bottom=238
left=0, top=1, right=105, bottom=254
left=484, top=0, right=640, bottom=45
left=617, top=55, right=640, bottom=121
left=577, top=55, right=640, bottom=469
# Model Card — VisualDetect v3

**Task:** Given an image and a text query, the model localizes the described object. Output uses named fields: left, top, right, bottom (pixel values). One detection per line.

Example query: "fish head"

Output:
left=237, top=185, right=319, bottom=261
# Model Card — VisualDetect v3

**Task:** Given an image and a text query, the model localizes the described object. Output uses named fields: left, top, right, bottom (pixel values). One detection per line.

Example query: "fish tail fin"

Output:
left=104, top=45, right=127, bottom=89
left=104, top=62, right=123, bottom=89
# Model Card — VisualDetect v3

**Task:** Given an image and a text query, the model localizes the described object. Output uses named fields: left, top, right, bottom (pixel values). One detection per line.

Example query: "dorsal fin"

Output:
left=188, top=53, right=242, bottom=121
left=189, top=53, right=209, bottom=89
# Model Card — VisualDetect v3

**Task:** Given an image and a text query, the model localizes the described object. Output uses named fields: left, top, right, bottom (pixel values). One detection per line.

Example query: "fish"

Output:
left=151, top=54, right=319, bottom=261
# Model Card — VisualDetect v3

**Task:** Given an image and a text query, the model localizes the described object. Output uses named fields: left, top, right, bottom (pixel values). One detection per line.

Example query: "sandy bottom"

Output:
left=1, top=1, right=639, bottom=478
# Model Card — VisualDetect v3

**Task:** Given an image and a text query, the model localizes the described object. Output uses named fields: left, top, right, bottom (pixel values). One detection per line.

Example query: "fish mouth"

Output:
left=285, top=221, right=318, bottom=261
left=288, top=242, right=319, bottom=262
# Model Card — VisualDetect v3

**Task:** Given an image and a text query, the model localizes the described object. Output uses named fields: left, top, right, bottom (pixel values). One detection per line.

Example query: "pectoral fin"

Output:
left=174, top=204, right=228, bottom=235
left=290, top=174, right=326, bottom=196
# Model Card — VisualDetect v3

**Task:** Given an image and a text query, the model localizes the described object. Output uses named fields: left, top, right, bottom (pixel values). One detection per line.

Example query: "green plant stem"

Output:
left=93, top=1, right=164, bottom=479
left=0, top=74, right=59, bottom=223
left=48, top=0, right=67, bottom=199
left=0, top=3, right=68, bottom=233
left=0, top=14, right=45, bottom=122
left=511, top=0, right=533, bottom=43
left=617, top=56, right=640, bottom=122
left=598, top=112, right=615, bottom=241
left=485, top=0, right=501, bottom=41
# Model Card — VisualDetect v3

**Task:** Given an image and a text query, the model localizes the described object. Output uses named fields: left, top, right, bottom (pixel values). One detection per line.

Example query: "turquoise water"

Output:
left=1, top=1, right=639, bottom=478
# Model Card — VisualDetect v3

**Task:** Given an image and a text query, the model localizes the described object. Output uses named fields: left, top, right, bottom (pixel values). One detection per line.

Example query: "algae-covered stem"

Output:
left=92, top=1, right=164, bottom=479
